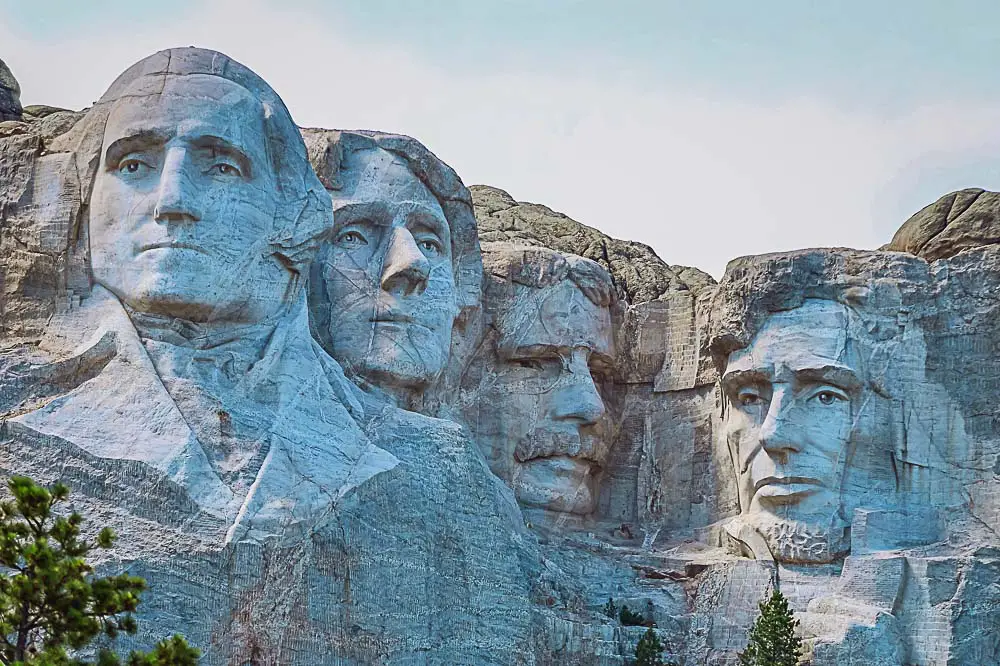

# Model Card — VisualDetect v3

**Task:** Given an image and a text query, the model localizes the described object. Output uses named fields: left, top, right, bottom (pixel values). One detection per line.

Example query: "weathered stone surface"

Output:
left=6, top=47, right=1000, bottom=666
left=884, top=187, right=1000, bottom=261
left=0, top=58, right=21, bottom=121
left=471, top=184, right=714, bottom=305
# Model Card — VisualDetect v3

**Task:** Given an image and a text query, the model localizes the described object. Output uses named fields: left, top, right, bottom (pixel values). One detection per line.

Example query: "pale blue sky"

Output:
left=3, top=0, right=999, bottom=276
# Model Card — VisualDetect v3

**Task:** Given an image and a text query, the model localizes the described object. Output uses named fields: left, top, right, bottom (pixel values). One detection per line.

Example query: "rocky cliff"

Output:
left=2, top=50, right=1000, bottom=665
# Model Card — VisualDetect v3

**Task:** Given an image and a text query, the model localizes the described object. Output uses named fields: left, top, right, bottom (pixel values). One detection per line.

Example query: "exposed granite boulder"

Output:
left=471, top=184, right=714, bottom=305
left=884, top=187, right=1000, bottom=261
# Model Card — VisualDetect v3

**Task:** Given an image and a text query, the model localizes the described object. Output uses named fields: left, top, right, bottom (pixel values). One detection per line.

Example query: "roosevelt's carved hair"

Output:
left=479, top=242, right=616, bottom=314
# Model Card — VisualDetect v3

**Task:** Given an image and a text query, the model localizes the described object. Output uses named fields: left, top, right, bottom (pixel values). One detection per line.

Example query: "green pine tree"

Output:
left=619, top=604, right=647, bottom=627
left=634, top=627, right=664, bottom=666
left=738, top=587, right=802, bottom=666
left=0, top=476, right=199, bottom=665
left=603, top=598, right=617, bottom=619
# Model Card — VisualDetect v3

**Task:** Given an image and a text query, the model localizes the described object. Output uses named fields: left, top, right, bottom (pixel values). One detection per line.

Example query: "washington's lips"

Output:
left=137, top=241, right=209, bottom=255
left=753, top=475, right=823, bottom=499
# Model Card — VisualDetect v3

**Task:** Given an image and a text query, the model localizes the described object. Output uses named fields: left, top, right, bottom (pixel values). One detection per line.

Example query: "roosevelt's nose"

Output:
left=759, top=387, right=800, bottom=455
left=551, top=353, right=606, bottom=426
left=380, top=226, right=430, bottom=296
left=154, top=147, right=201, bottom=223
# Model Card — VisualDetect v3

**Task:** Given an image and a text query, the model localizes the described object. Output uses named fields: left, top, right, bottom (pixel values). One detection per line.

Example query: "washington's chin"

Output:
left=513, top=456, right=598, bottom=515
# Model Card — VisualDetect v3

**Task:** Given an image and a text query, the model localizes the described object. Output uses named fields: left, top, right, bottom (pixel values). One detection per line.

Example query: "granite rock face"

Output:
left=0, top=58, right=21, bottom=121
left=4, top=47, right=1000, bottom=665
left=884, top=187, right=1000, bottom=261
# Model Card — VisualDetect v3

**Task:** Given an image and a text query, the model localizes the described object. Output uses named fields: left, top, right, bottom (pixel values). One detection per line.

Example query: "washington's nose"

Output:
left=154, top=148, right=201, bottom=223
left=552, top=355, right=606, bottom=426
left=759, top=389, right=799, bottom=454
left=380, top=226, right=430, bottom=296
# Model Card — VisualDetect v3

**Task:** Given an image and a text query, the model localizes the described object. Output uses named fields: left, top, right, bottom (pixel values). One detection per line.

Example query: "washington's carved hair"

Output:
left=52, top=47, right=332, bottom=280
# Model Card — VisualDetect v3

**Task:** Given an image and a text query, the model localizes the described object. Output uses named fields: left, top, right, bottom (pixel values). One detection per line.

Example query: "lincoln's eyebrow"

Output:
left=795, top=365, right=862, bottom=392
left=190, top=135, right=253, bottom=178
left=104, top=130, right=168, bottom=168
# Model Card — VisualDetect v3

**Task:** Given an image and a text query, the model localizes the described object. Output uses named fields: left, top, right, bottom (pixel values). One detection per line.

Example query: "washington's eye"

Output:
left=336, top=230, right=368, bottom=247
left=212, top=163, right=242, bottom=177
left=737, top=391, right=762, bottom=407
left=118, top=159, right=150, bottom=175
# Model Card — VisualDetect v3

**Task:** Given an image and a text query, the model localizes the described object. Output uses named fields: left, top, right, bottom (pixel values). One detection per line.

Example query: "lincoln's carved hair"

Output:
left=52, top=47, right=332, bottom=279
left=707, top=249, right=932, bottom=393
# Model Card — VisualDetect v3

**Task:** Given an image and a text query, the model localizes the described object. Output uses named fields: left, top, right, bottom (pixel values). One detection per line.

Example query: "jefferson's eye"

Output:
left=212, top=163, right=241, bottom=177
left=417, top=238, right=442, bottom=257
left=336, top=230, right=368, bottom=247
left=511, top=359, right=545, bottom=371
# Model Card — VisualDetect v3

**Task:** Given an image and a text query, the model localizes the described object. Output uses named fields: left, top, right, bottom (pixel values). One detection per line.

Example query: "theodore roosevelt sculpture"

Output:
left=460, top=243, right=616, bottom=517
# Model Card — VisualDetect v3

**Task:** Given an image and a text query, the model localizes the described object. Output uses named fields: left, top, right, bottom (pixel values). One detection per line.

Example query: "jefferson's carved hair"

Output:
left=302, top=128, right=482, bottom=318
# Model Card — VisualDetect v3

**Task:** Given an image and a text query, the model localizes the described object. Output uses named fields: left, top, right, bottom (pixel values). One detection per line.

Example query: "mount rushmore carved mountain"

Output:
left=2, top=48, right=1000, bottom=665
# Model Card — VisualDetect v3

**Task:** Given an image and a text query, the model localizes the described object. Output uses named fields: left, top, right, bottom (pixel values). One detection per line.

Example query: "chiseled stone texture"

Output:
left=6, top=48, right=1000, bottom=666
left=0, top=48, right=536, bottom=666
left=884, top=187, right=1000, bottom=262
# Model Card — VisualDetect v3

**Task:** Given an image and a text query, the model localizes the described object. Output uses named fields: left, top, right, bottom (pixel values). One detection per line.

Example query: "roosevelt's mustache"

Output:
left=514, top=427, right=609, bottom=465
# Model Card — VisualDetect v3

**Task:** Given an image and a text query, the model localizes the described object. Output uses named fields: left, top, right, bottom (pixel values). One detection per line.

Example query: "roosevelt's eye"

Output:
left=736, top=390, right=764, bottom=408
left=118, top=159, right=152, bottom=175
left=511, top=358, right=545, bottom=371
left=336, top=229, right=369, bottom=247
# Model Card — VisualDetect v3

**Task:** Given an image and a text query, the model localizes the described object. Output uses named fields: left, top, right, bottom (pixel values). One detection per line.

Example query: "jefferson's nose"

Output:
left=154, top=147, right=201, bottom=223
left=551, top=353, right=606, bottom=426
left=380, top=226, right=430, bottom=296
left=759, top=388, right=800, bottom=454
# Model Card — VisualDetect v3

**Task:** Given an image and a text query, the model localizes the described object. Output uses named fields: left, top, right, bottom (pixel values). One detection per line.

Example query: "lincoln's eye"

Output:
left=738, top=393, right=761, bottom=407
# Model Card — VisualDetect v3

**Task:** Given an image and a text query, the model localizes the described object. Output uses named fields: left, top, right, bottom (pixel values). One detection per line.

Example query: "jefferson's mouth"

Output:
left=371, top=314, right=416, bottom=325
left=138, top=242, right=208, bottom=255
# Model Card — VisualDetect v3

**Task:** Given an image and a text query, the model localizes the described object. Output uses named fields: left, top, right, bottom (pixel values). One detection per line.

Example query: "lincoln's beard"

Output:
left=749, top=511, right=850, bottom=564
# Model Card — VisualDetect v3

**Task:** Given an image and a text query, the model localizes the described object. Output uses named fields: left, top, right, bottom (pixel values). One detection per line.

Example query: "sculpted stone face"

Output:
left=315, top=147, right=458, bottom=403
left=722, top=299, right=862, bottom=561
left=475, top=276, right=614, bottom=516
left=90, top=74, right=289, bottom=324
